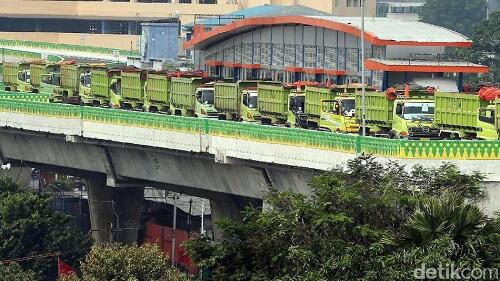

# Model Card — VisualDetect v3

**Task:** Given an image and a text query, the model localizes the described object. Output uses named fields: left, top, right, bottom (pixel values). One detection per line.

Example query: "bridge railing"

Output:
left=0, top=39, right=140, bottom=57
left=0, top=95, right=498, bottom=160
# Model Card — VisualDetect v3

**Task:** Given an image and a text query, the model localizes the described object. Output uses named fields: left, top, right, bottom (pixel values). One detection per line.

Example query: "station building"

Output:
left=185, top=15, right=489, bottom=90
left=0, top=0, right=376, bottom=51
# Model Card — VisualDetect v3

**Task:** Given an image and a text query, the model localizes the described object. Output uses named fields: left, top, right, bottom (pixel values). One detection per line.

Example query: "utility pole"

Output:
left=201, top=198, right=205, bottom=235
left=171, top=193, right=178, bottom=267
left=361, top=0, right=367, bottom=136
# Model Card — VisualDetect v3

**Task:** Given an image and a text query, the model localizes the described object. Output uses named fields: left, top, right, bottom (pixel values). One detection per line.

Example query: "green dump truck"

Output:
left=435, top=93, right=499, bottom=140
left=356, top=90, right=439, bottom=139
left=121, top=70, right=147, bottom=110
left=2, top=62, right=32, bottom=92
left=30, top=62, right=61, bottom=96
left=214, top=81, right=261, bottom=122
left=304, top=86, right=359, bottom=133
left=170, top=77, right=218, bottom=118
left=145, top=72, right=171, bottom=113
left=91, top=68, right=123, bottom=108
left=257, top=82, right=294, bottom=125
left=60, top=64, right=92, bottom=105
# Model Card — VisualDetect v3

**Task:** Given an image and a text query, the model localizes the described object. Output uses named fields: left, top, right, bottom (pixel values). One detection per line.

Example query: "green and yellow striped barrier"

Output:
left=0, top=39, right=140, bottom=57
left=0, top=95, right=498, bottom=160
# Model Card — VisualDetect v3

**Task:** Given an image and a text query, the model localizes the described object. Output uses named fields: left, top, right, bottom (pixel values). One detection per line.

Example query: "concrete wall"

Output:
left=0, top=32, right=140, bottom=51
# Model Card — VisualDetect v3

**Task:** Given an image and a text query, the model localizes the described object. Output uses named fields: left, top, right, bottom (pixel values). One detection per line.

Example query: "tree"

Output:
left=62, top=244, right=187, bottom=281
left=185, top=155, right=498, bottom=281
left=466, top=10, right=500, bottom=82
left=420, top=0, right=487, bottom=36
left=0, top=177, right=92, bottom=279
left=0, top=263, right=37, bottom=281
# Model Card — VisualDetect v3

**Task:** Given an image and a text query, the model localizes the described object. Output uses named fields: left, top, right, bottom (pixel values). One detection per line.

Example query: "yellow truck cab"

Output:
left=286, top=89, right=306, bottom=128
left=314, top=84, right=368, bottom=133
left=320, top=94, right=359, bottom=133
left=195, top=83, right=218, bottom=118
left=357, top=86, right=439, bottom=139
left=476, top=104, right=499, bottom=140
left=241, top=88, right=261, bottom=121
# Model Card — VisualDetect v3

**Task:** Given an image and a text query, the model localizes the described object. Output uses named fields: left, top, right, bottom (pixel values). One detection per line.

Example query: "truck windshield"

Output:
left=43, top=73, right=60, bottom=86
left=200, top=90, right=214, bottom=105
left=81, top=74, right=91, bottom=87
left=341, top=99, right=355, bottom=116
left=402, top=102, right=434, bottom=121
left=18, top=71, right=30, bottom=83
left=289, top=96, right=305, bottom=112
left=247, top=96, right=258, bottom=109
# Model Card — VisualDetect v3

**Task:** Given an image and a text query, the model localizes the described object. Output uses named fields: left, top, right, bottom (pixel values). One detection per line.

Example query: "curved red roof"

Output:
left=185, top=15, right=472, bottom=50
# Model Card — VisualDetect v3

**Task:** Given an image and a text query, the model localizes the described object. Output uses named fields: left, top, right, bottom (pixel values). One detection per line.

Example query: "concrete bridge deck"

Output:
left=0, top=94, right=498, bottom=242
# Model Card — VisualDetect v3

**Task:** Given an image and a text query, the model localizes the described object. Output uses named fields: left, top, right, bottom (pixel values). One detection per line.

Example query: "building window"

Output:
left=304, top=45, right=316, bottom=68
left=284, top=44, right=295, bottom=67
left=110, top=21, right=129, bottom=34
left=295, top=44, right=303, bottom=67
left=272, top=44, right=284, bottom=67
left=325, top=47, right=338, bottom=70
left=335, top=0, right=339, bottom=7
left=261, top=43, right=271, bottom=66
left=347, top=0, right=352, bottom=7
left=178, top=0, right=192, bottom=3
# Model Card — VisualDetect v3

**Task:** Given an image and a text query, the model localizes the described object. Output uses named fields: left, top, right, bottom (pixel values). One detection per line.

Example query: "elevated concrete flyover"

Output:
left=0, top=97, right=499, bottom=242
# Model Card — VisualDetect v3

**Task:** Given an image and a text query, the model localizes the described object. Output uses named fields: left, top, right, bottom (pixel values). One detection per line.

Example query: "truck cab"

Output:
left=287, top=90, right=307, bottom=128
left=78, top=69, right=92, bottom=104
left=476, top=104, right=498, bottom=140
left=40, top=70, right=63, bottom=102
left=16, top=69, right=32, bottom=92
left=241, top=89, right=261, bottom=121
left=392, top=98, right=438, bottom=139
left=320, top=96, right=359, bottom=133
left=195, top=85, right=218, bottom=118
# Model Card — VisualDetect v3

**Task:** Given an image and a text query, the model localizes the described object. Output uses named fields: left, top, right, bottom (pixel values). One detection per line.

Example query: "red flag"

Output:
left=58, top=257, right=76, bottom=277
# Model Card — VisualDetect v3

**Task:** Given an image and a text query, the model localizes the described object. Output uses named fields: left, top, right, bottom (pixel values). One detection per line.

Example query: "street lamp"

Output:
left=360, top=0, right=367, bottom=137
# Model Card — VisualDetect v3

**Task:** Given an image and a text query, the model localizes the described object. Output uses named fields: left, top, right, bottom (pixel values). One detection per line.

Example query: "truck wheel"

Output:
left=285, top=122, right=291, bottom=128
left=389, top=130, right=397, bottom=139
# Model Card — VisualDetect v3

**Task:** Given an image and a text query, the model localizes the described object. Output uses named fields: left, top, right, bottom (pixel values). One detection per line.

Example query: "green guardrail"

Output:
left=0, top=39, right=140, bottom=57
left=0, top=92, right=51, bottom=103
left=0, top=95, right=498, bottom=160
left=0, top=48, right=42, bottom=60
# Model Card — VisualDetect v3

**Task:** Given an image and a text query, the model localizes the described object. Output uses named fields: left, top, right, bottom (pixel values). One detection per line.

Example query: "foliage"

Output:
left=420, top=0, right=487, bottom=36
left=466, top=10, right=500, bottom=82
left=185, top=155, right=498, bottom=281
left=0, top=263, right=37, bottom=281
left=61, top=243, right=188, bottom=281
left=0, top=176, right=92, bottom=279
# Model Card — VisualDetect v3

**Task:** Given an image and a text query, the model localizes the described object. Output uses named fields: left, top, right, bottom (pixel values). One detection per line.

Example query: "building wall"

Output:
left=196, top=24, right=388, bottom=87
left=194, top=22, right=452, bottom=88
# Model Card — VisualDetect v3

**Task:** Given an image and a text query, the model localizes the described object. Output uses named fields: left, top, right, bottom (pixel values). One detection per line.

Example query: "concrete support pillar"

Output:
left=87, top=180, right=144, bottom=244
left=209, top=196, right=261, bottom=240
